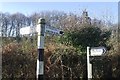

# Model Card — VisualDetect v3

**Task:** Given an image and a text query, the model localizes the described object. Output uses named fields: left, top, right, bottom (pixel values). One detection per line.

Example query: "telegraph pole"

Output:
left=37, top=18, right=45, bottom=80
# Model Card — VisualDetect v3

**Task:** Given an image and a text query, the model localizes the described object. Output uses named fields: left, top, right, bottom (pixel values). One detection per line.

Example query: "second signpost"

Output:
left=87, top=46, right=107, bottom=80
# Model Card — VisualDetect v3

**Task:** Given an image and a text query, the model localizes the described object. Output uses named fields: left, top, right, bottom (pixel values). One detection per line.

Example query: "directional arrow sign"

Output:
left=45, top=27, right=63, bottom=35
left=36, top=25, right=63, bottom=35
left=90, top=47, right=106, bottom=56
left=20, top=26, right=36, bottom=35
left=20, top=25, right=63, bottom=35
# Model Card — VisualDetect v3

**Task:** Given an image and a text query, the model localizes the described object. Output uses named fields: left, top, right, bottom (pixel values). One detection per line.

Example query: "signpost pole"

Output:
left=37, top=18, right=45, bottom=80
left=20, top=18, right=63, bottom=80
left=87, top=46, right=92, bottom=80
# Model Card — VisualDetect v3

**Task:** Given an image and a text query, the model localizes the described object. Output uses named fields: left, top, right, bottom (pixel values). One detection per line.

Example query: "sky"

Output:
left=0, top=2, right=118, bottom=23
left=0, top=0, right=119, bottom=2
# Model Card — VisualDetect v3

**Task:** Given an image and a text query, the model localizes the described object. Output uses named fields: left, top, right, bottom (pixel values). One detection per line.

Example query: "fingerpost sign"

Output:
left=87, top=46, right=106, bottom=80
left=20, top=18, right=63, bottom=80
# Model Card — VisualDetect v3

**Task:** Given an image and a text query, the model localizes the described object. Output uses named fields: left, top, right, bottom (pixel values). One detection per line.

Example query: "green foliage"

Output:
left=2, top=42, right=37, bottom=79
left=20, top=36, right=37, bottom=53
left=1, top=10, right=119, bottom=79
left=2, top=35, right=120, bottom=79
left=60, top=26, right=111, bottom=52
left=107, top=31, right=119, bottom=56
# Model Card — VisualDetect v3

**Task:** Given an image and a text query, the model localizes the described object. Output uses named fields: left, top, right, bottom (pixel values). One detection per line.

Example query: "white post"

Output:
left=37, top=18, right=45, bottom=80
left=87, top=46, right=92, bottom=80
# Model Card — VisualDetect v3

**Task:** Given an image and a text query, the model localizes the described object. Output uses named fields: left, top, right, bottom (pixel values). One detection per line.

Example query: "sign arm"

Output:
left=45, top=26, right=63, bottom=35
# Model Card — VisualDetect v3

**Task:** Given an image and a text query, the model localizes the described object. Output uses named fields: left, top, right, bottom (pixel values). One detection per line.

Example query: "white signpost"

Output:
left=87, top=47, right=92, bottom=80
left=90, top=47, right=106, bottom=56
left=20, top=26, right=36, bottom=35
left=20, top=18, right=63, bottom=80
left=20, top=25, right=63, bottom=35
left=87, top=46, right=106, bottom=80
